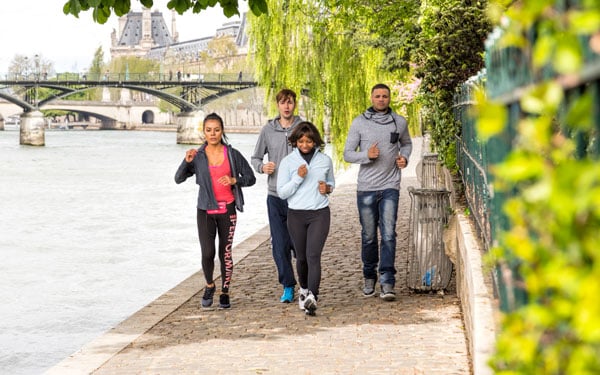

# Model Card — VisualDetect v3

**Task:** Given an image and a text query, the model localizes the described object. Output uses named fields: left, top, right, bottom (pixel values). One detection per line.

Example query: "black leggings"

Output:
left=287, top=206, right=330, bottom=297
left=197, top=203, right=237, bottom=292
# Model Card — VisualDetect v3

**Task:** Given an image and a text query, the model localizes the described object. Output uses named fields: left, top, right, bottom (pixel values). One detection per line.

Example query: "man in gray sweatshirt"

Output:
left=251, top=89, right=303, bottom=303
left=343, top=83, right=412, bottom=301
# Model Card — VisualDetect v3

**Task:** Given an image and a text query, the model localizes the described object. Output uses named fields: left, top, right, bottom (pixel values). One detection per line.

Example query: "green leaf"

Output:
left=473, top=85, right=507, bottom=141
left=167, top=0, right=192, bottom=14
left=140, top=0, right=154, bottom=8
left=93, top=4, right=111, bottom=24
left=249, top=0, right=268, bottom=16
left=113, top=0, right=131, bottom=16
left=568, top=10, right=600, bottom=34
left=64, top=0, right=82, bottom=16
left=532, top=35, right=554, bottom=69
left=493, top=153, right=545, bottom=183
left=521, top=82, right=563, bottom=115
left=222, top=4, right=239, bottom=18
left=554, top=35, right=583, bottom=74
left=566, top=91, right=594, bottom=131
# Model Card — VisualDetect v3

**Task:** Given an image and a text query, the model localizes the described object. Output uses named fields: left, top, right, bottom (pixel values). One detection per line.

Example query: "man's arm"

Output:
left=251, top=128, right=268, bottom=173
left=343, top=121, right=372, bottom=164
left=398, top=117, right=413, bottom=162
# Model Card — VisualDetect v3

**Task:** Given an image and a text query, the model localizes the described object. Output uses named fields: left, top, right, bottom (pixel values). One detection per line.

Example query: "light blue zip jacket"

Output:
left=277, top=148, right=335, bottom=210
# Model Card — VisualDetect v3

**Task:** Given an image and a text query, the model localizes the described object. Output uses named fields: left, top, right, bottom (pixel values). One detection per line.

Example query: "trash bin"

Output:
left=418, top=153, right=445, bottom=189
left=407, top=187, right=453, bottom=291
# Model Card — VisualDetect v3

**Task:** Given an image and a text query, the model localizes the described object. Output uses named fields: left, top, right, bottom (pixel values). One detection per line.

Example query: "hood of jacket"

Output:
left=362, top=107, right=395, bottom=126
left=266, top=115, right=303, bottom=132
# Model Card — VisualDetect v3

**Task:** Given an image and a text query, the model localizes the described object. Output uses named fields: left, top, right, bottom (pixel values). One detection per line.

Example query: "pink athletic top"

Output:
left=209, top=146, right=235, bottom=204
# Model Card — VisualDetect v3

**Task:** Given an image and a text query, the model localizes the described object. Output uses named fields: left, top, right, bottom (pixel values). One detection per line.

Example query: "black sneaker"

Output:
left=201, top=285, right=216, bottom=308
left=219, top=293, right=231, bottom=309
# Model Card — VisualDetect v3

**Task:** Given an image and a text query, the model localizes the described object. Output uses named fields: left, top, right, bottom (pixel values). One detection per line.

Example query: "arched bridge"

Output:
left=0, top=72, right=257, bottom=113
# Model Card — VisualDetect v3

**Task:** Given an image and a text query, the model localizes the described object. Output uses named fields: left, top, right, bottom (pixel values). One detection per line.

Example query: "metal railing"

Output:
left=455, top=2, right=600, bottom=311
left=0, top=72, right=254, bottom=83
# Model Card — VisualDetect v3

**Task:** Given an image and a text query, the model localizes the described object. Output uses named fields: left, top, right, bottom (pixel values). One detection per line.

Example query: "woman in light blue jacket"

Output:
left=277, top=121, right=335, bottom=316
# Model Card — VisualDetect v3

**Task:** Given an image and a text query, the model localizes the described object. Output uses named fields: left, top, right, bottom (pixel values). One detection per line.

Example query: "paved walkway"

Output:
left=48, top=140, right=471, bottom=375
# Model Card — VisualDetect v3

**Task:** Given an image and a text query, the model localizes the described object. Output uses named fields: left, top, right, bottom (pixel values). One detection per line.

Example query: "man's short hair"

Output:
left=276, top=89, right=297, bottom=103
left=371, top=83, right=391, bottom=93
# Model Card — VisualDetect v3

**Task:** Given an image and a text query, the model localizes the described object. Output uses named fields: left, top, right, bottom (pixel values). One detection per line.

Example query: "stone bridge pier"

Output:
left=176, top=110, right=205, bottom=145
left=20, top=111, right=46, bottom=146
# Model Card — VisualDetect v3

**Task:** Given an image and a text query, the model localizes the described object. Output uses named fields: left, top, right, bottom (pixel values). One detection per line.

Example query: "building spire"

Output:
left=171, top=10, right=179, bottom=43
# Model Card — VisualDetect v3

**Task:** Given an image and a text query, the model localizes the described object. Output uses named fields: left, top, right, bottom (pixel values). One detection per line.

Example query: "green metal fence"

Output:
left=455, top=3, right=600, bottom=311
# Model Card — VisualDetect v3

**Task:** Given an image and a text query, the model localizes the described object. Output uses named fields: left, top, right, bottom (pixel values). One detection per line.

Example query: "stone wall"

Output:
left=444, top=168, right=498, bottom=375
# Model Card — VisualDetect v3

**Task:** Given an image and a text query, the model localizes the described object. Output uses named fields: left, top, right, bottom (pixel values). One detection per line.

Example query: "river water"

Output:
left=0, top=129, right=269, bottom=374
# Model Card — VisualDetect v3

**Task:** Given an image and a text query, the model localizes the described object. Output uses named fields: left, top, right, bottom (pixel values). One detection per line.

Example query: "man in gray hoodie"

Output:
left=252, top=89, right=303, bottom=303
left=343, top=83, right=412, bottom=301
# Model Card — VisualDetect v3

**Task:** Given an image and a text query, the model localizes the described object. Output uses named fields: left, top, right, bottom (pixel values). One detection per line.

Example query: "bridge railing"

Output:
left=1, top=72, right=254, bottom=83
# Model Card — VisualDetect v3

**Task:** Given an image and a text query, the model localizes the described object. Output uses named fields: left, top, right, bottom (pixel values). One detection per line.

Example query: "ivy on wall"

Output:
left=414, top=0, right=490, bottom=168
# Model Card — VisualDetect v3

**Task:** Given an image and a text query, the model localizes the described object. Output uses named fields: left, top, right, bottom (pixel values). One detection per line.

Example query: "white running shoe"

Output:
left=298, top=288, right=309, bottom=311
left=303, top=291, right=317, bottom=316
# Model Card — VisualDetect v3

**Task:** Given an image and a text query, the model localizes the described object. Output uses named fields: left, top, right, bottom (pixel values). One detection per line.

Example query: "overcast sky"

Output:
left=0, top=0, right=245, bottom=73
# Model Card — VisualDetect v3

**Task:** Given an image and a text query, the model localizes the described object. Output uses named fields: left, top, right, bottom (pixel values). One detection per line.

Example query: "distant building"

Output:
left=110, top=7, right=248, bottom=67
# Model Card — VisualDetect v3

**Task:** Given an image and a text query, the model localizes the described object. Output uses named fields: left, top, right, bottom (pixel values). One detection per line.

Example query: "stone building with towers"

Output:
left=110, top=7, right=178, bottom=59
left=109, top=6, right=249, bottom=74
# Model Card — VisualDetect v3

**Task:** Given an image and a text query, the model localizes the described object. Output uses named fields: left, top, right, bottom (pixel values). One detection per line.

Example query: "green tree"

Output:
left=87, top=46, right=106, bottom=100
left=249, top=0, right=489, bottom=165
left=89, top=46, right=105, bottom=77
left=248, top=0, right=390, bottom=162
left=414, top=0, right=490, bottom=168
left=62, top=0, right=268, bottom=24
left=206, top=36, right=239, bottom=72
left=103, top=56, right=161, bottom=101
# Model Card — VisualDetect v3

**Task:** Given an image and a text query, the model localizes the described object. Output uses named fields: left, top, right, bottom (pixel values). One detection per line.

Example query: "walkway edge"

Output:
left=44, top=226, right=271, bottom=375
left=456, top=211, right=497, bottom=375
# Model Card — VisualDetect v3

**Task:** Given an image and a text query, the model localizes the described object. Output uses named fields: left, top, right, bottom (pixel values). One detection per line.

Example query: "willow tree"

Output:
left=248, top=0, right=389, bottom=162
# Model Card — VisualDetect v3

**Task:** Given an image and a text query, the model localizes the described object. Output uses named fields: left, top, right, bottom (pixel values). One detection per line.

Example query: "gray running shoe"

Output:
left=363, top=278, right=376, bottom=297
left=201, top=285, right=216, bottom=308
left=380, top=283, right=396, bottom=301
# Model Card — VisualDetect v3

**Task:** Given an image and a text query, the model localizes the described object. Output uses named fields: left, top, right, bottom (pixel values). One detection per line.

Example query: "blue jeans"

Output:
left=357, top=189, right=399, bottom=286
left=267, top=195, right=296, bottom=288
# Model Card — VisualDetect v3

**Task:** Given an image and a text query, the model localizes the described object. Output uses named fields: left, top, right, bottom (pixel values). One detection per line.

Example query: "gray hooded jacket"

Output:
left=251, top=115, right=303, bottom=196
left=343, top=107, right=412, bottom=191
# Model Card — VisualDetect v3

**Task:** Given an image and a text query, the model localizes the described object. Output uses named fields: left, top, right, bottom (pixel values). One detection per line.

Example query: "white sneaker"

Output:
left=298, top=288, right=308, bottom=310
left=303, top=291, right=317, bottom=316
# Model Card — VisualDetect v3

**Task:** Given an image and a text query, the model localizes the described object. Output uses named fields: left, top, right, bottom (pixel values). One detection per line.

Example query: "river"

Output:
left=0, top=129, right=269, bottom=374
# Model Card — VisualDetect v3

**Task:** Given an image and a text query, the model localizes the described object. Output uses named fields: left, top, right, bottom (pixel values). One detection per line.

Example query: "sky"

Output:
left=0, top=0, right=246, bottom=74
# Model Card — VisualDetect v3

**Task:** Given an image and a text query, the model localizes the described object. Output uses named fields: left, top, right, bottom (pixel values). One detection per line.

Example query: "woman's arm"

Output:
left=276, top=156, right=304, bottom=200
left=232, top=148, right=256, bottom=187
